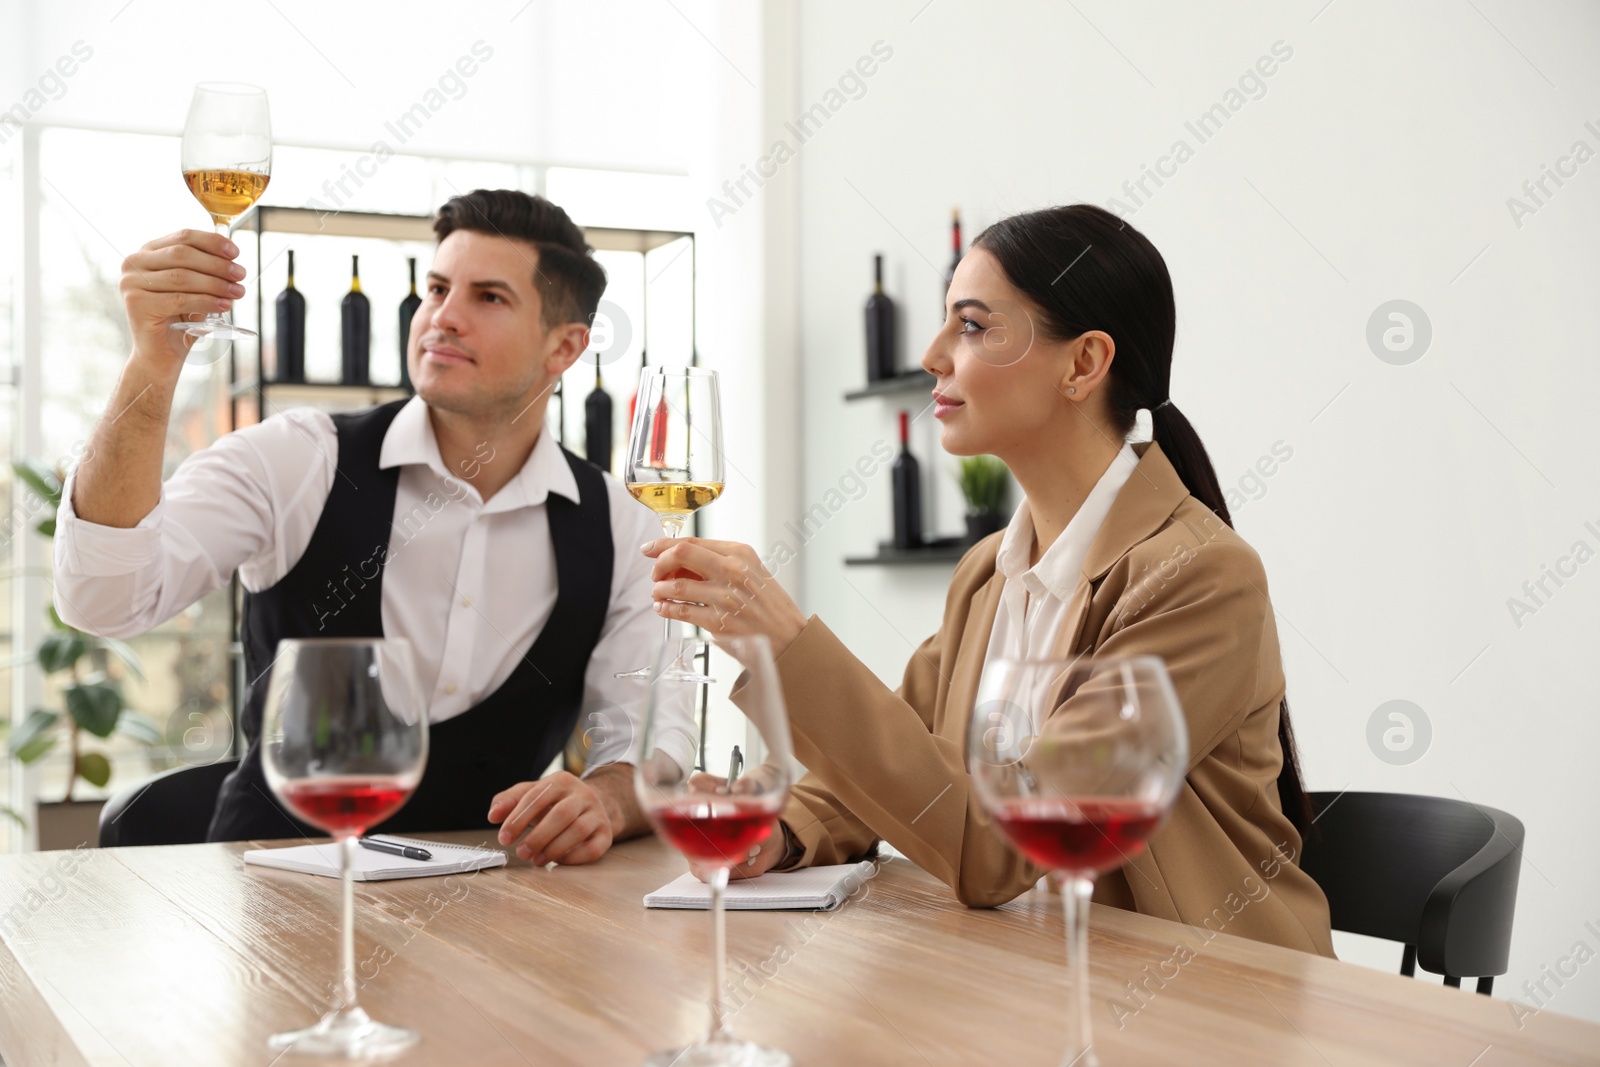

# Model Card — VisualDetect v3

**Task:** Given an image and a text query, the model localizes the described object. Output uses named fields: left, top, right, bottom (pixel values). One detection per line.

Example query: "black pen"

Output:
left=359, top=837, right=432, bottom=861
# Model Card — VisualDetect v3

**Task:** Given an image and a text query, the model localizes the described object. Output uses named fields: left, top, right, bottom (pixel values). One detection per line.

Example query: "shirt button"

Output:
left=443, top=683, right=458, bottom=696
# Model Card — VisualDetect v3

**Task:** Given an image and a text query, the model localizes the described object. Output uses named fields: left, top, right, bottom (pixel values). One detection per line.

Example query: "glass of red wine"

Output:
left=635, top=633, right=794, bottom=1067
left=261, top=637, right=428, bottom=1057
left=968, top=655, right=1188, bottom=1067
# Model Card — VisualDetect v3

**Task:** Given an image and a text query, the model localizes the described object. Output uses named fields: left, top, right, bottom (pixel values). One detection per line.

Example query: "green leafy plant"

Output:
left=956, top=455, right=1010, bottom=516
left=6, top=461, right=158, bottom=803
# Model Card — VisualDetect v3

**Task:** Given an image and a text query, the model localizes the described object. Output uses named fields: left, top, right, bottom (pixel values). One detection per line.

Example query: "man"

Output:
left=54, top=189, right=695, bottom=863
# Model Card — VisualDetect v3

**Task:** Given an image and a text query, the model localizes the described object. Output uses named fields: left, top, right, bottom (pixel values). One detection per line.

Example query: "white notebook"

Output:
left=645, top=861, right=877, bottom=911
left=242, top=834, right=507, bottom=882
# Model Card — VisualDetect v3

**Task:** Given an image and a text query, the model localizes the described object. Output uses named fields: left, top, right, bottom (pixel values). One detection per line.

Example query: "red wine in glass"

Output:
left=261, top=637, right=428, bottom=1058
left=651, top=795, right=780, bottom=865
left=634, top=633, right=795, bottom=1067
left=992, top=796, right=1164, bottom=875
left=278, top=776, right=414, bottom=836
left=970, top=655, right=1188, bottom=1067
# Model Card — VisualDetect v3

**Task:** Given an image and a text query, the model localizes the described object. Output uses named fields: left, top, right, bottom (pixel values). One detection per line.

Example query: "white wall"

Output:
left=678, top=0, right=803, bottom=765
left=781, top=0, right=1600, bottom=1027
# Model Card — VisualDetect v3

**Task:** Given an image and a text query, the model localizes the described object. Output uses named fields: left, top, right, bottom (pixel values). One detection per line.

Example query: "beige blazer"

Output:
left=744, top=440, right=1335, bottom=957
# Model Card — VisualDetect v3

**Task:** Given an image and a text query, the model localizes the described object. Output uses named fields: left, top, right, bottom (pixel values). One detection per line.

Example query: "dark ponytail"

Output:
left=973, top=204, right=1314, bottom=837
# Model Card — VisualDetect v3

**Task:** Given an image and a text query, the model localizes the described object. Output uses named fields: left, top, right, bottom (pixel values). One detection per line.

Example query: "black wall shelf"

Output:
left=845, top=538, right=968, bottom=566
left=844, top=369, right=935, bottom=402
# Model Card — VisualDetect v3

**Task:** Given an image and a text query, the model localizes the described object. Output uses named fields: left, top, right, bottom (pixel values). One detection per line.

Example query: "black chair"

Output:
left=1300, top=791, right=1523, bottom=995
left=98, top=759, right=239, bottom=847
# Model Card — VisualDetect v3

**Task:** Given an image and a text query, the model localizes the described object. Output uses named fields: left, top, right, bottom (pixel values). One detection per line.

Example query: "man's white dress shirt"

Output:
left=53, top=396, right=696, bottom=774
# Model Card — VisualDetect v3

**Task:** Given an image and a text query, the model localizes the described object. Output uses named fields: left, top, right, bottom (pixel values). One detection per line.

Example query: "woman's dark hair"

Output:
left=434, top=188, right=606, bottom=329
left=973, top=204, right=1315, bottom=836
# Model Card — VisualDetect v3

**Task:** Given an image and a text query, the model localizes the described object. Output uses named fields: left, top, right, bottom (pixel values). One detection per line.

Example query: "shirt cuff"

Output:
left=54, top=472, right=166, bottom=577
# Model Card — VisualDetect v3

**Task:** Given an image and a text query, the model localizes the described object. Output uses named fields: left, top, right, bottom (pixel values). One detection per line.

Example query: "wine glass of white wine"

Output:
left=172, top=82, right=271, bottom=343
left=618, top=366, right=725, bottom=683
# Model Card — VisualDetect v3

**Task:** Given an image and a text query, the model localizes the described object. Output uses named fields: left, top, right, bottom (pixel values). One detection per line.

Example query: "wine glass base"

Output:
left=614, top=665, right=718, bottom=684
left=662, top=667, right=717, bottom=684
left=170, top=319, right=257, bottom=341
left=644, top=1038, right=792, bottom=1067
left=268, top=1005, right=418, bottom=1059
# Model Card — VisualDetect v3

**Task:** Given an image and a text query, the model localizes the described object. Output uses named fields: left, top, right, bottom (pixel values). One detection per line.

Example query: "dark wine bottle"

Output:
left=943, top=208, right=963, bottom=297
left=274, top=249, right=305, bottom=384
left=891, top=409, right=923, bottom=550
left=585, top=364, right=614, bottom=473
left=398, top=256, right=420, bottom=391
left=340, top=254, right=370, bottom=386
left=865, top=253, right=896, bottom=382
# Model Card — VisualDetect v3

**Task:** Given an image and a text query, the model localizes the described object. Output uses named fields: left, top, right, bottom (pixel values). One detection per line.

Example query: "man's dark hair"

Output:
left=433, top=189, right=606, bottom=329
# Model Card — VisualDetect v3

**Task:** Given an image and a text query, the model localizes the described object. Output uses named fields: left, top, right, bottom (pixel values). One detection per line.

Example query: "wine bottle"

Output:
left=943, top=208, right=963, bottom=297
left=341, top=254, right=370, bottom=386
left=274, top=249, right=305, bottom=384
left=585, top=364, right=614, bottom=473
left=865, top=253, right=896, bottom=382
left=891, top=409, right=923, bottom=550
left=397, top=256, right=420, bottom=391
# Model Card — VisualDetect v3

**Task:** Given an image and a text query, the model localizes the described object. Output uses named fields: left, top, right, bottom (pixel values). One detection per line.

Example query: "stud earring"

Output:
left=1067, top=387, right=1077, bottom=395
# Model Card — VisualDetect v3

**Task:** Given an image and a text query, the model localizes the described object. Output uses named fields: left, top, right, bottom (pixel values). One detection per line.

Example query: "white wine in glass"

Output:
left=619, top=365, right=725, bottom=683
left=172, top=82, right=271, bottom=342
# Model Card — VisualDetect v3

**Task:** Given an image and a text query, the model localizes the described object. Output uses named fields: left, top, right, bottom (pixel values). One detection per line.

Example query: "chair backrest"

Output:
left=1300, top=791, right=1524, bottom=982
left=98, top=760, right=239, bottom=847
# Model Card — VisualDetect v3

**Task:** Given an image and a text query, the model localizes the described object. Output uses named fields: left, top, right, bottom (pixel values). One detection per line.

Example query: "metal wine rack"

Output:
left=223, top=205, right=710, bottom=770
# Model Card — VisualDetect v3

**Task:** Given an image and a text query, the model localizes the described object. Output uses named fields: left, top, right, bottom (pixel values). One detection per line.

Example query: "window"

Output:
left=33, top=128, right=236, bottom=805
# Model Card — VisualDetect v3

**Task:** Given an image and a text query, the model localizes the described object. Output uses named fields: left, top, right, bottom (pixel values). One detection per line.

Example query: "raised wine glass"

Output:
left=635, top=634, right=794, bottom=1067
left=618, top=365, right=725, bottom=683
left=172, top=82, right=271, bottom=344
left=261, top=637, right=429, bottom=1058
left=968, top=655, right=1188, bottom=1067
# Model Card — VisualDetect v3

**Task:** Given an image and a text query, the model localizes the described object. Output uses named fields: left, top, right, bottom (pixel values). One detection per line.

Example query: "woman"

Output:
left=645, top=204, right=1335, bottom=957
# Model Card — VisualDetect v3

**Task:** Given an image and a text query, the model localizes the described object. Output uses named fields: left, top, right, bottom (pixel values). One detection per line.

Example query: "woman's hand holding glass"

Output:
left=643, top=537, right=808, bottom=660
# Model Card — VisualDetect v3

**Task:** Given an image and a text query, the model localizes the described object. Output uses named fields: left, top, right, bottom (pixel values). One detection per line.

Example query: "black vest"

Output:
left=206, top=399, right=614, bottom=842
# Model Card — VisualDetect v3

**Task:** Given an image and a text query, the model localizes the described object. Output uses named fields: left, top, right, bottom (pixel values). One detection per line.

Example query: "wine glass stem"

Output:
left=659, top=516, right=686, bottom=661
left=707, top=864, right=732, bottom=1045
left=1061, top=873, right=1097, bottom=1067
left=338, top=834, right=359, bottom=1013
left=209, top=221, right=233, bottom=326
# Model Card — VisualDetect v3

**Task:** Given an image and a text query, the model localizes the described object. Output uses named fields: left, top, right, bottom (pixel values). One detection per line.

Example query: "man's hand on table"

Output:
left=489, top=764, right=648, bottom=866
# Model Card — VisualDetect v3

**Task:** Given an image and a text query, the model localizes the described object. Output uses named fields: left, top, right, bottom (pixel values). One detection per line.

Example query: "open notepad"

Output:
left=242, top=834, right=507, bottom=882
left=645, top=861, right=877, bottom=911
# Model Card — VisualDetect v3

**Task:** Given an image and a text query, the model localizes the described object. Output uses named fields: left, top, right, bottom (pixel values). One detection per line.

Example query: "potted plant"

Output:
left=957, top=455, right=1011, bottom=546
left=6, top=461, right=159, bottom=849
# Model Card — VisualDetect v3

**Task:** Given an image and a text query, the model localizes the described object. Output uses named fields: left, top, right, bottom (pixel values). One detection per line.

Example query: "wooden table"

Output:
left=1, top=833, right=1595, bottom=1066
